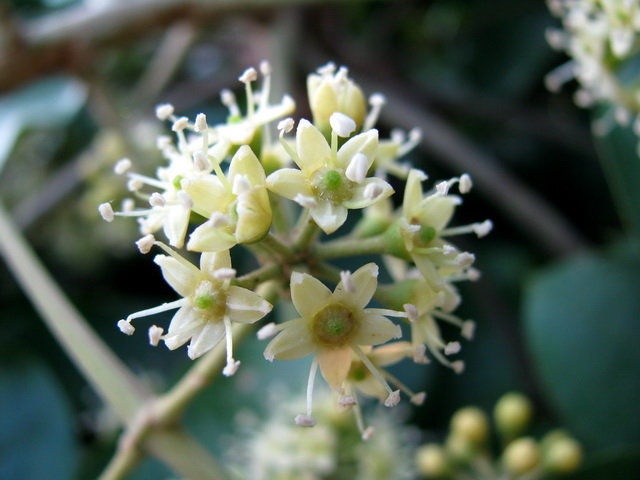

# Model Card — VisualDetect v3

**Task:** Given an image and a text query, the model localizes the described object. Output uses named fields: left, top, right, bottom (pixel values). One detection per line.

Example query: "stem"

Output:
left=261, top=232, right=295, bottom=258
left=234, top=262, right=282, bottom=289
left=0, top=203, right=150, bottom=422
left=294, top=213, right=320, bottom=251
left=153, top=323, right=252, bottom=425
left=314, top=235, right=387, bottom=259
left=98, top=441, right=143, bottom=480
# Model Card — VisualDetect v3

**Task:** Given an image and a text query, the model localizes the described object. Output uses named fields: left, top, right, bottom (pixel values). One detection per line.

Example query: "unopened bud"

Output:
left=416, top=444, right=448, bottom=478
left=503, top=437, right=540, bottom=475
left=494, top=392, right=533, bottom=439
left=451, top=407, right=489, bottom=444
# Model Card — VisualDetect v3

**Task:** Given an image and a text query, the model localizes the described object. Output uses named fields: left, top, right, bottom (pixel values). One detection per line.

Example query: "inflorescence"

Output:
left=99, top=62, right=492, bottom=439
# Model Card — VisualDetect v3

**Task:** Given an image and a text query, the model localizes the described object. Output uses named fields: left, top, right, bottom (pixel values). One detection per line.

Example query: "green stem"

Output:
left=234, top=262, right=282, bottom=290
left=261, top=232, right=295, bottom=258
left=294, top=213, right=320, bottom=251
left=0, top=203, right=150, bottom=422
left=314, top=234, right=388, bottom=259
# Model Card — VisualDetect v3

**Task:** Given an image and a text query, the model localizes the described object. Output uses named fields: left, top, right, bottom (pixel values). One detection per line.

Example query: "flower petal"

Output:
left=369, top=341, right=414, bottom=367
left=403, top=169, right=426, bottom=219
left=199, top=250, right=231, bottom=275
left=163, top=307, right=204, bottom=350
left=187, top=223, right=237, bottom=253
left=226, top=286, right=273, bottom=324
left=266, top=168, right=313, bottom=200
left=228, top=145, right=267, bottom=186
left=163, top=205, right=190, bottom=248
left=336, top=129, right=378, bottom=168
left=264, top=319, right=315, bottom=360
left=309, top=199, right=348, bottom=234
left=415, top=195, right=460, bottom=231
left=317, top=346, right=352, bottom=389
left=187, top=320, right=226, bottom=359
left=184, top=175, right=229, bottom=217
left=235, top=189, right=272, bottom=244
left=352, top=313, right=401, bottom=346
left=296, top=119, right=332, bottom=171
left=343, top=178, right=394, bottom=209
left=334, top=262, right=379, bottom=309
left=290, top=271, right=332, bottom=318
left=153, top=254, right=199, bottom=297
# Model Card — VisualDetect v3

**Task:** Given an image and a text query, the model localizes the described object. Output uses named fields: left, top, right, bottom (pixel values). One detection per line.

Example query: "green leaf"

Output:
left=0, top=357, right=78, bottom=479
left=594, top=108, right=640, bottom=238
left=0, top=76, right=86, bottom=173
left=524, top=250, right=640, bottom=450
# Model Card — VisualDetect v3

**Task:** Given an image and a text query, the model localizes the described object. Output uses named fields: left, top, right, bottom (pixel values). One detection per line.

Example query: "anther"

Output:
left=452, top=361, right=465, bottom=374
left=330, top=112, right=356, bottom=138
left=99, top=203, right=114, bottom=222
left=384, top=390, right=401, bottom=407
left=213, top=268, right=237, bottom=281
left=208, top=212, right=230, bottom=228
left=257, top=322, right=279, bottom=340
left=459, top=174, right=473, bottom=193
left=345, top=153, right=369, bottom=183
left=155, top=103, right=175, bottom=120
left=194, top=113, right=208, bottom=133
left=411, top=392, right=427, bottom=406
left=456, top=252, right=476, bottom=268
left=177, top=191, right=193, bottom=209
left=404, top=304, right=418, bottom=322
left=462, top=320, right=476, bottom=340
left=148, top=325, right=164, bottom=346
left=149, top=192, right=165, bottom=207
left=340, top=270, right=356, bottom=293
left=117, top=319, right=135, bottom=335
left=238, top=67, right=258, bottom=84
left=136, top=234, right=156, bottom=254
left=114, top=158, right=132, bottom=175
left=193, top=151, right=211, bottom=172
left=473, top=220, right=493, bottom=237
left=277, top=117, right=295, bottom=136
left=127, top=178, right=143, bottom=192
left=259, top=60, right=272, bottom=75
left=338, top=395, right=357, bottom=407
left=294, top=414, right=317, bottom=427
left=317, top=62, right=336, bottom=75
left=171, top=116, right=189, bottom=131
left=362, top=426, right=375, bottom=441
left=445, top=342, right=461, bottom=355
left=414, top=345, right=429, bottom=364
left=223, top=359, right=241, bottom=377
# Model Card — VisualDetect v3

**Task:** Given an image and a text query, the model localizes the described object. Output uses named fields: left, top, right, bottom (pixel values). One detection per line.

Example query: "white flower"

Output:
left=117, top=248, right=272, bottom=369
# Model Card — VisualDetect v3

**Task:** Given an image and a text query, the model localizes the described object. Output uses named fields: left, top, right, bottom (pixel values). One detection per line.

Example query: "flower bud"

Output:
left=541, top=430, right=582, bottom=474
left=494, top=392, right=533, bottom=439
left=307, top=66, right=366, bottom=133
left=416, top=444, right=449, bottom=478
left=502, top=437, right=540, bottom=475
left=450, top=407, right=489, bottom=445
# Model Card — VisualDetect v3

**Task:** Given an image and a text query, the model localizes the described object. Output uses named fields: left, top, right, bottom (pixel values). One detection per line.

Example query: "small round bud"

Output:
left=543, top=435, right=582, bottom=474
left=494, top=392, right=533, bottom=439
left=503, top=437, right=540, bottom=475
left=451, top=407, right=489, bottom=444
left=445, top=434, right=474, bottom=462
left=416, top=444, right=448, bottom=478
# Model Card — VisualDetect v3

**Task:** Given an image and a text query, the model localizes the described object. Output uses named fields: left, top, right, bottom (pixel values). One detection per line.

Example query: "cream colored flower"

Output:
left=117, top=248, right=272, bottom=373
left=267, top=117, right=393, bottom=234
left=263, top=264, right=405, bottom=426
left=399, top=169, right=491, bottom=290
left=186, top=145, right=272, bottom=252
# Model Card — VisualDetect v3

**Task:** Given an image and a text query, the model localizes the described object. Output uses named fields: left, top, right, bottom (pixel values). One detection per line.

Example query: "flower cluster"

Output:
left=99, top=62, right=491, bottom=438
left=415, top=392, right=583, bottom=479
left=546, top=0, right=640, bottom=135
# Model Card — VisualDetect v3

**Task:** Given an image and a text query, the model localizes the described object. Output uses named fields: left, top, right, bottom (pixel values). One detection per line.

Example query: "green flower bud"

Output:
left=451, top=407, right=490, bottom=445
left=416, top=444, right=449, bottom=478
left=494, top=392, right=533, bottom=439
left=502, top=437, right=540, bottom=475
left=541, top=430, right=582, bottom=474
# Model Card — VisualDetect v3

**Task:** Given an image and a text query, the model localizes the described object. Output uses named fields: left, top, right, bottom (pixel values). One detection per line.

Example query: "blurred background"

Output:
left=1, top=0, right=639, bottom=479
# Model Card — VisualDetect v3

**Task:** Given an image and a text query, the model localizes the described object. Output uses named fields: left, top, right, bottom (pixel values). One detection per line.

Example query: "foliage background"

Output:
left=0, top=0, right=639, bottom=479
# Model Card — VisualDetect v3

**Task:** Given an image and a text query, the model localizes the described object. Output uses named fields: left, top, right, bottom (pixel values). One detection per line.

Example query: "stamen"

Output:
left=462, top=320, right=476, bottom=340
left=220, top=89, right=241, bottom=118
left=277, top=118, right=295, bottom=136
left=338, top=394, right=357, bottom=407
left=194, top=113, right=208, bottom=133
left=127, top=178, right=143, bottom=192
left=317, top=62, right=336, bottom=76
left=364, top=93, right=386, bottom=131
left=444, top=342, right=461, bottom=355
left=398, top=128, right=422, bottom=156
left=239, top=67, right=258, bottom=117
left=362, top=426, right=375, bottom=441
left=114, top=158, right=132, bottom=175
left=256, top=322, right=279, bottom=340
left=238, top=67, right=258, bottom=84
left=340, top=270, right=356, bottom=293
left=345, top=153, right=369, bottom=183
left=208, top=212, right=230, bottom=228
left=124, top=299, right=186, bottom=323
left=459, top=174, right=473, bottom=193
left=127, top=172, right=167, bottom=190
left=456, top=252, right=476, bottom=268
left=171, top=116, right=189, bottom=131
left=363, top=182, right=384, bottom=200
left=404, top=304, right=418, bottom=322
left=213, top=268, right=236, bottom=281
left=149, top=192, right=166, bottom=207
left=155, top=103, right=175, bottom=121
left=352, top=346, right=394, bottom=397
left=232, top=174, right=251, bottom=195
left=222, top=317, right=241, bottom=377
left=136, top=234, right=156, bottom=254
left=335, top=66, right=349, bottom=83
left=294, top=414, right=316, bottom=427
left=177, top=191, right=193, bottom=209
left=98, top=203, right=114, bottom=222
left=384, top=390, right=401, bottom=407
left=330, top=112, right=356, bottom=138
left=193, top=151, right=211, bottom=172
left=156, top=135, right=172, bottom=151
left=473, top=220, right=493, bottom=237
left=452, top=361, right=465, bottom=374
left=121, top=198, right=135, bottom=212
left=117, top=319, right=135, bottom=335
left=411, top=392, right=427, bottom=405
left=414, top=344, right=429, bottom=364
left=295, top=359, right=318, bottom=427
left=148, top=325, right=164, bottom=346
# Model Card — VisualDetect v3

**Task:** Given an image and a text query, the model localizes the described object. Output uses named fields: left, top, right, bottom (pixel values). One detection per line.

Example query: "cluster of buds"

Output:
left=99, top=62, right=491, bottom=439
left=546, top=0, right=640, bottom=136
left=415, top=392, right=583, bottom=479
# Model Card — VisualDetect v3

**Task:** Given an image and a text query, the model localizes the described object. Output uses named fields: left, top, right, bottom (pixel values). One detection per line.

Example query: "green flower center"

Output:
left=172, top=175, right=184, bottom=190
left=312, top=303, right=357, bottom=346
left=348, top=362, right=368, bottom=382
left=193, top=282, right=227, bottom=318
left=312, top=169, right=354, bottom=204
